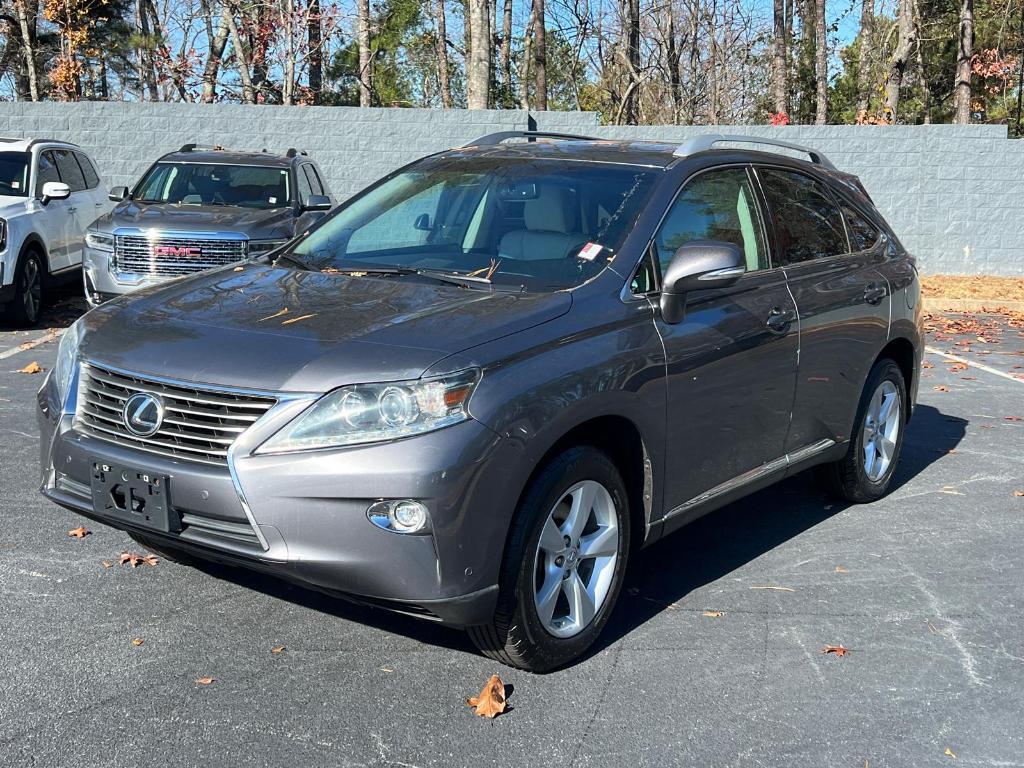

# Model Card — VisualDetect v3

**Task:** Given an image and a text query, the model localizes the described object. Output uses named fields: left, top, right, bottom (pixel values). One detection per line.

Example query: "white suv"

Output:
left=0, top=138, right=109, bottom=326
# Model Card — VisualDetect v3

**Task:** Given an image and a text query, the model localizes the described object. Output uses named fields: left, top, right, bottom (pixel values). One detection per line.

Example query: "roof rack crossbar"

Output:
left=673, top=133, right=835, bottom=169
left=285, top=148, right=308, bottom=158
left=466, top=130, right=598, bottom=147
left=177, top=143, right=228, bottom=153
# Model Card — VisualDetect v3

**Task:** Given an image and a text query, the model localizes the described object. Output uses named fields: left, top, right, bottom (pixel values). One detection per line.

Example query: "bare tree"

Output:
left=308, top=0, right=323, bottom=103
left=772, top=0, right=788, bottom=115
left=200, top=1, right=231, bottom=102
left=436, top=0, right=452, bottom=106
left=855, top=0, right=873, bottom=115
left=12, top=0, right=40, bottom=100
left=533, top=0, right=547, bottom=109
left=519, top=0, right=535, bottom=109
left=883, top=0, right=916, bottom=121
left=466, top=0, right=490, bottom=107
left=814, top=0, right=826, bottom=123
left=358, top=0, right=372, bottom=106
left=953, top=0, right=974, bottom=123
left=224, top=3, right=255, bottom=103
left=499, top=0, right=512, bottom=104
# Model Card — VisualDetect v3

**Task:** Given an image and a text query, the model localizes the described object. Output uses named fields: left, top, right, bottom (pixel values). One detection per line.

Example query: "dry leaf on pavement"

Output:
left=933, top=385, right=949, bottom=392
left=67, top=526, right=90, bottom=539
left=466, top=674, right=508, bottom=719
left=944, top=747, right=956, bottom=759
left=750, top=585, right=795, bottom=592
left=1013, top=490, right=1024, bottom=497
left=101, top=560, right=112, bottom=568
left=131, top=638, right=144, bottom=647
left=195, top=676, right=215, bottom=686
left=835, top=565, right=849, bottom=573
left=119, top=551, right=159, bottom=568
left=271, top=645, right=286, bottom=654
left=821, top=644, right=851, bottom=657
left=16, top=361, right=42, bottom=374
left=702, top=610, right=724, bottom=618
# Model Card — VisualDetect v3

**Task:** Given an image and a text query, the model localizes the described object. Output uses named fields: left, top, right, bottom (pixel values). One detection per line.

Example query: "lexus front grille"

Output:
left=74, top=363, right=277, bottom=467
left=113, top=234, right=247, bottom=277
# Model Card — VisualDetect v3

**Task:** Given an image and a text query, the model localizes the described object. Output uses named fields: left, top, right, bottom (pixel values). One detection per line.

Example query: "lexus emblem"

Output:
left=123, top=392, right=164, bottom=437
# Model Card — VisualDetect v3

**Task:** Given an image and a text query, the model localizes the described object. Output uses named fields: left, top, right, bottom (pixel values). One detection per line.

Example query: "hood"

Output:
left=94, top=201, right=296, bottom=240
left=80, top=265, right=572, bottom=392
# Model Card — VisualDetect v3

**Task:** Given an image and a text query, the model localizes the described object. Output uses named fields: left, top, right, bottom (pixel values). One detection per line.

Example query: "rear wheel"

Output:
left=468, top=446, right=630, bottom=672
left=4, top=250, right=44, bottom=327
left=822, top=358, right=907, bottom=502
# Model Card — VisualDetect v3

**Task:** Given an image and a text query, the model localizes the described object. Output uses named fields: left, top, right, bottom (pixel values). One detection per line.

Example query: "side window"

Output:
left=841, top=204, right=880, bottom=252
left=296, top=166, right=313, bottom=205
left=302, top=165, right=323, bottom=196
left=654, top=167, right=768, bottom=276
left=35, top=150, right=61, bottom=196
left=347, top=180, right=446, bottom=254
left=757, top=168, right=848, bottom=264
left=76, top=152, right=100, bottom=189
left=53, top=149, right=87, bottom=192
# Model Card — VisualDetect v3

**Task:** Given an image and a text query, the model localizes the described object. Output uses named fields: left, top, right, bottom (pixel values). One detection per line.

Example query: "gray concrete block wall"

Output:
left=1, top=102, right=1022, bottom=276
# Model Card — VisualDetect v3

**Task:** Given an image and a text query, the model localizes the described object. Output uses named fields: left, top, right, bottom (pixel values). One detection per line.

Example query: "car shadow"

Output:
left=181, top=403, right=967, bottom=666
left=0, top=283, right=86, bottom=333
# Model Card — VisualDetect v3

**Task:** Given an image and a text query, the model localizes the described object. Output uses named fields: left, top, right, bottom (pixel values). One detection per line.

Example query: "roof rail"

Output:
left=177, top=143, right=227, bottom=153
left=466, top=130, right=598, bottom=147
left=285, top=148, right=308, bottom=158
left=673, top=133, right=835, bottom=169
left=27, top=138, right=79, bottom=150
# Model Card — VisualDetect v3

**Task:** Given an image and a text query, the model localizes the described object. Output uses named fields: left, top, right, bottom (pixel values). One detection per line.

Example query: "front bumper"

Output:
left=37, top=369, right=520, bottom=627
left=83, top=246, right=170, bottom=304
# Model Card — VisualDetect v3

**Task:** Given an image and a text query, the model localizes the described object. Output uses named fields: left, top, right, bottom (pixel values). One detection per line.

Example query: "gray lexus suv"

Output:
left=38, top=132, right=923, bottom=672
left=82, top=144, right=334, bottom=305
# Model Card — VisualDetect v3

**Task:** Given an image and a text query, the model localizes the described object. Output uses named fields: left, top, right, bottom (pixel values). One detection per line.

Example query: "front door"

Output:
left=652, top=166, right=799, bottom=519
left=33, top=150, right=76, bottom=273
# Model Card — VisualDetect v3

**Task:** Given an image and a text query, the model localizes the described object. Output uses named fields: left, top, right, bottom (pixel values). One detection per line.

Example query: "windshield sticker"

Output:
left=10, top=181, right=19, bottom=189
left=577, top=242, right=604, bottom=261
left=268, top=197, right=277, bottom=204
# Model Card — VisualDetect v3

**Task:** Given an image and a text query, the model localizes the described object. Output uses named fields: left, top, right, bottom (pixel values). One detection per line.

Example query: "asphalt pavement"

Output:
left=1, top=299, right=1022, bottom=767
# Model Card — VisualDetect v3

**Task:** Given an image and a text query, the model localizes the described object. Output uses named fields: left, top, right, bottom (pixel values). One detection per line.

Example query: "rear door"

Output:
left=74, top=151, right=109, bottom=224
left=652, top=166, right=799, bottom=520
left=754, top=165, right=890, bottom=454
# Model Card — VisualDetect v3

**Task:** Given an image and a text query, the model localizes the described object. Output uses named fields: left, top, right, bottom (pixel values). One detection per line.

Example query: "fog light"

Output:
left=367, top=499, right=431, bottom=534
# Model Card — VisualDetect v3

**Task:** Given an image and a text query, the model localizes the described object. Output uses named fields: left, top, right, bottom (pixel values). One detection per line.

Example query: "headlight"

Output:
left=85, top=230, right=114, bottom=252
left=247, top=239, right=289, bottom=254
left=256, top=369, right=479, bottom=453
left=54, top=318, right=84, bottom=408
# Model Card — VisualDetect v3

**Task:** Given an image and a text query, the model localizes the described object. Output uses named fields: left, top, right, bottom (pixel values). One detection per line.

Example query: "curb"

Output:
left=922, top=298, right=1024, bottom=313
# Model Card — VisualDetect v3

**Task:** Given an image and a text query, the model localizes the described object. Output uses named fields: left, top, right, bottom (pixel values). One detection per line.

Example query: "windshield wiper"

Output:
left=273, top=251, right=318, bottom=271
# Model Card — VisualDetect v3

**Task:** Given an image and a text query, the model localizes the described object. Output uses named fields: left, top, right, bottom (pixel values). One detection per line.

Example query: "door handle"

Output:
left=864, top=284, right=887, bottom=305
left=766, top=307, right=796, bottom=332
left=67, top=207, right=77, bottom=213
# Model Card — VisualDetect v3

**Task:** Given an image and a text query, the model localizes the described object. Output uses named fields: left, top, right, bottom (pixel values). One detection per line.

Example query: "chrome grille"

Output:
left=74, top=363, right=277, bottom=467
left=114, top=234, right=247, bottom=277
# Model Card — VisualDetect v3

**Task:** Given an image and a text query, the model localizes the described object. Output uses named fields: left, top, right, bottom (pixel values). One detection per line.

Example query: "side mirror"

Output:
left=303, top=194, right=332, bottom=212
left=659, top=241, right=745, bottom=324
left=413, top=213, right=431, bottom=231
left=108, top=186, right=129, bottom=202
left=40, top=181, right=71, bottom=205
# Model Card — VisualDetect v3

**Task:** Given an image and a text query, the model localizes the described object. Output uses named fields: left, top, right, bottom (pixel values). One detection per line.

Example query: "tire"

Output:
left=468, top=446, right=631, bottom=673
left=3, top=249, right=44, bottom=327
left=127, top=532, right=202, bottom=567
left=821, top=358, right=907, bottom=503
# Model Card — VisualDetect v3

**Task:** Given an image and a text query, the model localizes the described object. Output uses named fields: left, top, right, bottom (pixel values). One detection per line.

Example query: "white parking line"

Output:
left=0, top=329, right=64, bottom=361
left=925, top=345, right=1024, bottom=385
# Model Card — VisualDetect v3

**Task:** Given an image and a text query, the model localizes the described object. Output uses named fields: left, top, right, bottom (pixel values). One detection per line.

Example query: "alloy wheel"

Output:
left=21, top=258, right=42, bottom=323
left=532, top=479, right=620, bottom=639
left=862, top=379, right=901, bottom=482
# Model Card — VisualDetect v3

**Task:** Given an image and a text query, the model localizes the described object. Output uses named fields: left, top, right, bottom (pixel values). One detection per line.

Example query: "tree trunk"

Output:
left=436, top=0, right=452, bottom=106
left=467, top=0, right=490, bottom=108
left=622, top=0, right=639, bottom=123
left=137, top=0, right=158, bottom=100
left=814, top=0, right=827, bottom=123
left=533, top=0, right=546, bottom=110
left=854, top=0, right=873, bottom=115
left=665, top=4, right=682, bottom=122
left=224, top=6, right=256, bottom=103
left=358, top=0, right=372, bottom=106
left=13, top=0, right=39, bottom=101
left=883, top=0, right=915, bottom=121
left=308, top=0, right=323, bottom=104
left=200, top=2, right=230, bottom=103
left=499, top=0, right=512, bottom=106
left=519, top=0, right=535, bottom=109
left=772, top=0, right=788, bottom=115
left=953, top=0, right=973, bottom=123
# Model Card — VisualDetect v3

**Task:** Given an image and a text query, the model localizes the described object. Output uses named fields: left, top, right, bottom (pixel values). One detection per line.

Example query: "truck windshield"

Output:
left=0, top=152, right=30, bottom=197
left=286, top=156, right=658, bottom=292
left=134, top=162, right=291, bottom=209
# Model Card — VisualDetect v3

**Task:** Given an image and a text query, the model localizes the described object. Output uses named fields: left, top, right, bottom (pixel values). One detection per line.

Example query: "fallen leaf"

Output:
left=702, top=610, right=724, bottom=618
left=380, top=666, right=394, bottom=673
left=1014, top=490, right=1024, bottom=497
left=131, top=638, right=144, bottom=647
left=233, top=266, right=244, bottom=272
left=119, top=551, right=159, bottom=568
left=922, top=361, right=935, bottom=369
left=281, top=313, right=317, bottom=325
left=945, top=747, right=956, bottom=759
left=101, top=560, right=112, bottom=568
left=257, top=308, right=289, bottom=322
left=466, top=674, right=507, bottom=719
left=940, top=486, right=965, bottom=496
left=933, top=385, right=949, bottom=392
left=195, top=676, right=215, bottom=686
left=750, top=585, right=795, bottom=592
left=16, top=361, right=42, bottom=374
left=271, top=645, right=286, bottom=654
left=821, top=644, right=851, bottom=657
left=948, top=363, right=968, bottom=372
left=1005, top=416, right=1022, bottom=422
left=835, top=565, right=848, bottom=573
left=67, top=526, right=91, bottom=539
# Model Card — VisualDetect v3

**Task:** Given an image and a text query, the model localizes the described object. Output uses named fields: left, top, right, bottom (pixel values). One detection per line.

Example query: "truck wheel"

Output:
left=468, top=446, right=630, bottom=672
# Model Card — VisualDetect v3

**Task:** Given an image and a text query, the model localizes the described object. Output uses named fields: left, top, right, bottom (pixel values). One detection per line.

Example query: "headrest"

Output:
left=524, top=186, right=576, bottom=234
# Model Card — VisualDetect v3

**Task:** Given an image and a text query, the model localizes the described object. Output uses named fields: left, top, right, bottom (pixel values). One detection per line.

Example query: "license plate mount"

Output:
left=90, top=460, right=177, bottom=533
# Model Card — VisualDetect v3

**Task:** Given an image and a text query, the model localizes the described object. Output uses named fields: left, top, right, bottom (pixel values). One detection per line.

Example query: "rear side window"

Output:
left=841, top=204, right=880, bottom=251
left=302, top=165, right=323, bottom=196
left=296, top=166, right=313, bottom=205
left=35, top=151, right=61, bottom=195
left=53, top=149, right=87, bottom=192
left=76, top=152, right=100, bottom=189
left=758, top=168, right=848, bottom=264
left=654, top=167, right=769, bottom=275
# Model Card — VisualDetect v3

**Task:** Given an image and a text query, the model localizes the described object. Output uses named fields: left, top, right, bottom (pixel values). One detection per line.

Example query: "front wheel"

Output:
left=469, top=446, right=630, bottom=672
left=822, top=358, right=907, bottom=503
left=4, top=251, right=44, bottom=327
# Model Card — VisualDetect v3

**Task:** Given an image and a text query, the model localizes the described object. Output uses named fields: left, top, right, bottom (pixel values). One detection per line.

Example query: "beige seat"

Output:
left=498, top=186, right=583, bottom=261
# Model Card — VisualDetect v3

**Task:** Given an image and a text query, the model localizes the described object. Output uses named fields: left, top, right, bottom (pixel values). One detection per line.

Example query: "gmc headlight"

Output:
left=85, top=230, right=114, bottom=252
left=248, top=239, right=288, bottom=254
left=256, top=370, right=479, bottom=453
left=54, top=318, right=84, bottom=408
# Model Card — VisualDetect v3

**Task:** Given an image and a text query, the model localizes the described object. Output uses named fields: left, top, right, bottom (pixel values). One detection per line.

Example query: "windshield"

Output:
left=286, top=156, right=659, bottom=291
left=0, top=151, right=29, bottom=197
left=134, top=162, right=291, bottom=209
